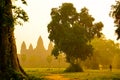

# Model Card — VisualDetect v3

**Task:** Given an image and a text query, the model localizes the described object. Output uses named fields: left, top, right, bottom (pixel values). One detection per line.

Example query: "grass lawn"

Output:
left=62, top=69, right=120, bottom=80
left=25, top=68, right=120, bottom=80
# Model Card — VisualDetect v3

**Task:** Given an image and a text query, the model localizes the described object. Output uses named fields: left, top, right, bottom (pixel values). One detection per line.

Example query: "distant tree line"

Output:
left=83, top=37, right=120, bottom=69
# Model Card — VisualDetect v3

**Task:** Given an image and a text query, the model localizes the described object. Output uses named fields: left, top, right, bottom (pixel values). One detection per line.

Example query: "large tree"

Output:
left=47, top=3, right=103, bottom=72
left=0, top=0, right=29, bottom=79
left=110, top=0, right=120, bottom=39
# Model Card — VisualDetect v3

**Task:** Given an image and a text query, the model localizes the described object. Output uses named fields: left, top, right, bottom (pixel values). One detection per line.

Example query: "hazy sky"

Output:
left=14, top=0, right=117, bottom=53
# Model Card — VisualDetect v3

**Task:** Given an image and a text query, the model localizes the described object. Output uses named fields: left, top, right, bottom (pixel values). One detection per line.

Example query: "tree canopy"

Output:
left=90, top=37, right=120, bottom=69
left=110, top=0, right=120, bottom=39
left=0, top=0, right=28, bottom=27
left=47, top=3, right=103, bottom=71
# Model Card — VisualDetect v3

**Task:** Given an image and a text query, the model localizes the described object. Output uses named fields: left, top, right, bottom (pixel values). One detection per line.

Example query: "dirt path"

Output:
left=45, top=74, right=70, bottom=80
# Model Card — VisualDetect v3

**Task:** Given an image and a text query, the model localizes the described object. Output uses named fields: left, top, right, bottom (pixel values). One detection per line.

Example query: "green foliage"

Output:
left=47, top=3, right=103, bottom=70
left=14, top=0, right=27, bottom=5
left=84, top=37, right=120, bottom=69
left=0, top=0, right=14, bottom=27
left=12, top=0, right=29, bottom=25
left=0, top=0, right=29, bottom=27
left=20, top=0, right=27, bottom=5
left=51, top=45, right=60, bottom=58
left=12, top=6, right=29, bottom=25
left=110, top=0, right=120, bottom=39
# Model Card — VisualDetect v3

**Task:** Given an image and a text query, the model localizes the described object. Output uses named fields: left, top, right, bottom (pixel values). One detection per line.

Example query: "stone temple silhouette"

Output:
left=18, top=36, right=68, bottom=68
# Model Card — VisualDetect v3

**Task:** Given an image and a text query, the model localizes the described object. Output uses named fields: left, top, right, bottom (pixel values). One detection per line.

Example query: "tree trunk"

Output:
left=65, top=58, right=83, bottom=72
left=0, top=0, right=28, bottom=79
left=65, top=63, right=83, bottom=72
